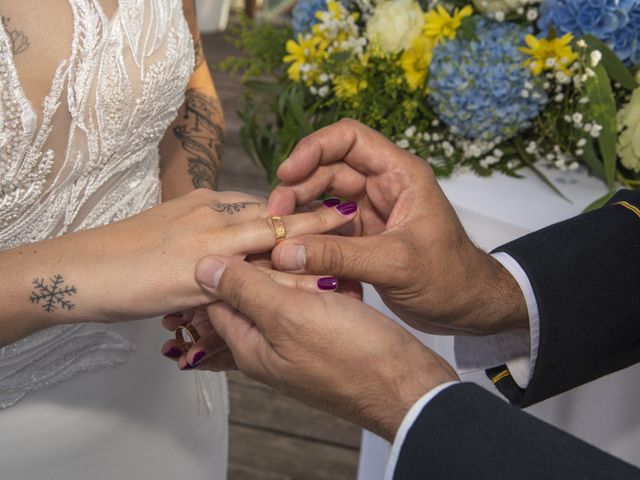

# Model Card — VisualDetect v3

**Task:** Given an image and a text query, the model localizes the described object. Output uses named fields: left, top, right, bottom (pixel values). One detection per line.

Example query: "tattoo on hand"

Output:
left=173, top=89, right=224, bottom=190
left=1, top=16, right=29, bottom=56
left=213, top=201, right=262, bottom=214
left=30, top=275, right=77, bottom=313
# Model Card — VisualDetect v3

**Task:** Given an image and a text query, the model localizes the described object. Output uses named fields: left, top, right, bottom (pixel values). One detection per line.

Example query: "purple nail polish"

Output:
left=190, top=351, right=206, bottom=366
left=163, top=347, right=182, bottom=359
left=181, top=363, right=197, bottom=370
left=336, top=201, right=358, bottom=215
left=317, top=277, right=339, bottom=290
left=164, top=312, right=183, bottom=319
left=322, top=198, right=341, bottom=208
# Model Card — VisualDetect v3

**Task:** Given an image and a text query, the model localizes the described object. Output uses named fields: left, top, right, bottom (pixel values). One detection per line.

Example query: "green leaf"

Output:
left=243, top=80, right=284, bottom=95
left=287, top=86, right=313, bottom=134
left=584, top=63, right=618, bottom=188
left=513, top=137, right=571, bottom=202
left=581, top=136, right=606, bottom=181
left=583, top=189, right=617, bottom=212
left=458, top=16, right=478, bottom=42
left=583, top=34, right=638, bottom=91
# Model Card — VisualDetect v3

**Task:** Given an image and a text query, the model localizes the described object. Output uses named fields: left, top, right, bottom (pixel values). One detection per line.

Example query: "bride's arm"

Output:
left=158, top=0, right=224, bottom=201
left=0, top=191, right=359, bottom=347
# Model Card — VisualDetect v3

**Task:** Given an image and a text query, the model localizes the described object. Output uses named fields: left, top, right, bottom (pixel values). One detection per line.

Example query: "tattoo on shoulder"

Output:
left=213, top=201, right=262, bottom=214
left=1, top=16, right=30, bottom=56
left=30, top=274, right=77, bottom=313
left=173, top=89, right=225, bottom=190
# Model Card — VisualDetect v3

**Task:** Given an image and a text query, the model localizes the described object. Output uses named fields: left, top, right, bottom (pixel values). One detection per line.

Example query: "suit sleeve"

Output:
left=392, top=383, right=640, bottom=480
left=487, top=189, right=640, bottom=407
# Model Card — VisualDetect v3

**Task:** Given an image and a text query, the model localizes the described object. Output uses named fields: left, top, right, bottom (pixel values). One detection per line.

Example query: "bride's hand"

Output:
left=159, top=253, right=364, bottom=368
left=0, top=189, right=359, bottom=345
left=83, top=190, right=359, bottom=322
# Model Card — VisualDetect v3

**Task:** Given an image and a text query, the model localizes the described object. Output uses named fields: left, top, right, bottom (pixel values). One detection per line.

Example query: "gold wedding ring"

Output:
left=175, top=324, right=201, bottom=353
left=269, top=216, right=287, bottom=244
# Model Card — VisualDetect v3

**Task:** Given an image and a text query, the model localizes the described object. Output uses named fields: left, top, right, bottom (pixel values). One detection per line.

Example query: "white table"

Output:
left=358, top=167, right=640, bottom=479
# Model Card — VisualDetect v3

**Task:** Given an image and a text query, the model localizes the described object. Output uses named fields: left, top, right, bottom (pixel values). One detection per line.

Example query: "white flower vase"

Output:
left=196, top=0, right=232, bottom=33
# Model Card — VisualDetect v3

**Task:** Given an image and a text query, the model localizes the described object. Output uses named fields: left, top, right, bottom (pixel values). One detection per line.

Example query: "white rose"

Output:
left=366, top=0, right=424, bottom=54
left=472, top=0, right=526, bottom=14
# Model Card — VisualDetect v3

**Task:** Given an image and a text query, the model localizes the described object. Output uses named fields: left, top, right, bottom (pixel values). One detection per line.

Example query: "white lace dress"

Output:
left=0, top=1, right=228, bottom=478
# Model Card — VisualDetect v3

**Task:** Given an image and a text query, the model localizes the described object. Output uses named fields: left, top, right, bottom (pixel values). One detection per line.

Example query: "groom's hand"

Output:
left=266, top=119, right=527, bottom=335
left=195, top=255, right=458, bottom=442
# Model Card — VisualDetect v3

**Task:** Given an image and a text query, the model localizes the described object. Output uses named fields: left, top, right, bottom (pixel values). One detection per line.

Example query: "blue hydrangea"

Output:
left=539, top=0, right=640, bottom=66
left=427, top=19, right=548, bottom=142
left=293, top=0, right=327, bottom=34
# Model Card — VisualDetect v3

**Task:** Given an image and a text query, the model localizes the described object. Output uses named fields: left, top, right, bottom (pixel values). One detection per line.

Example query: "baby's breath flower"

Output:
left=396, top=139, right=410, bottom=149
left=590, top=50, right=603, bottom=68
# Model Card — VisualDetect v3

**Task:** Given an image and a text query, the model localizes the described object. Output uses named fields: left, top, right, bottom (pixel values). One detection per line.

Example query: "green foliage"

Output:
left=584, top=63, right=618, bottom=188
left=583, top=35, right=638, bottom=91
left=219, top=16, right=293, bottom=79
left=221, top=10, right=639, bottom=199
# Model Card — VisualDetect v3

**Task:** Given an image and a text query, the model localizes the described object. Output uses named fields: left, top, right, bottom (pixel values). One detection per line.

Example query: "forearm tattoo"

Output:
left=30, top=275, right=77, bottom=313
left=173, top=89, right=224, bottom=190
left=1, top=16, right=30, bottom=56
left=193, top=37, right=205, bottom=70
left=213, top=201, right=262, bottom=214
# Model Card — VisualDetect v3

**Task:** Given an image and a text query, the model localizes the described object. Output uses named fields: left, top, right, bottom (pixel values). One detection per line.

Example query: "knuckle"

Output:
left=223, top=269, right=252, bottom=309
left=315, top=209, right=331, bottom=230
left=311, top=237, right=346, bottom=275
left=338, top=117, right=359, bottom=128
left=192, top=204, right=215, bottom=219
left=192, top=188, right=217, bottom=201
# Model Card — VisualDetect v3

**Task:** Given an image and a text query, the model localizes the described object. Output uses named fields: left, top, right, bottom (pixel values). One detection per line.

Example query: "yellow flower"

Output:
left=318, top=0, right=344, bottom=18
left=400, top=36, right=435, bottom=90
left=334, top=75, right=368, bottom=100
left=617, top=85, right=640, bottom=173
left=520, top=33, right=578, bottom=76
left=423, top=4, right=473, bottom=45
left=283, top=34, right=322, bottom=83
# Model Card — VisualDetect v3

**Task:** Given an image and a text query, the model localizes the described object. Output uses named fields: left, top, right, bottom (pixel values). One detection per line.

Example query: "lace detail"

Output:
left=0, top=0, right=194, bottom=406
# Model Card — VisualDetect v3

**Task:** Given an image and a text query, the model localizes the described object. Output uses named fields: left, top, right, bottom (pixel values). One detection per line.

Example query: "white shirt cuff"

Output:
left=383, top=381, right=459, bottom=480
left=454, top=252, right=540, bottom=389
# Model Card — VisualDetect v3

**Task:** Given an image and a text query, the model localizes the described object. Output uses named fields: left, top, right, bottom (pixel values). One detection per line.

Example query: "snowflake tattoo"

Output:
left=30, top=275, right=77, bottom=313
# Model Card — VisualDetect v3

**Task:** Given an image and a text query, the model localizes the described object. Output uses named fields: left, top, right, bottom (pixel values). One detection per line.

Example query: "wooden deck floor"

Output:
left=203, top=31, right=362, bottom=480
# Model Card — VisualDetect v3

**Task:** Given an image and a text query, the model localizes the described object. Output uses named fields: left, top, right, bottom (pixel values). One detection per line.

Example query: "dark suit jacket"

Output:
left=393, top=190, right=640, bottom=479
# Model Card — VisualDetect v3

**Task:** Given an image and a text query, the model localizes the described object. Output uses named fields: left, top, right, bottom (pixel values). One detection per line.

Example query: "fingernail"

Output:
left=336, top=201, right=358, bottom=215
left=196, top=257, right=226, bottom=288
left=277, top=244, right=306, bottom=271
left=278, top=157, right=291, bottom=172
left=322, top=198, right=341, bottom=208
left=163, top=347, right=182, bottom=359
left=317, top=277, right=338, bottom=291
left=164, top=312, right=183, bottom=319
left=190, top=351, right=206, bottom=367
left=181, top=364, right=197, bottom=370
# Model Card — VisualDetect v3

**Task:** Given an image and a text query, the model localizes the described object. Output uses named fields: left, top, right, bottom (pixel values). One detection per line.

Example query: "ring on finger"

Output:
left=175, top=324, right=200, bottom=353
left=268, top=216, right=287, bottom=244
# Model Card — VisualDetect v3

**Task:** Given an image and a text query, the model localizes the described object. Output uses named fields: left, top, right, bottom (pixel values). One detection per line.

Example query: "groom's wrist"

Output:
left=455, top=251, right=529, bottom=336
left=360, top=348, right=459, bottom=442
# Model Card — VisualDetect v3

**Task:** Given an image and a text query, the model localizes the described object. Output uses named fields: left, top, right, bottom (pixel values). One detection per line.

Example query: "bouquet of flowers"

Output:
left=223, top=0, right=640, bottom=206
